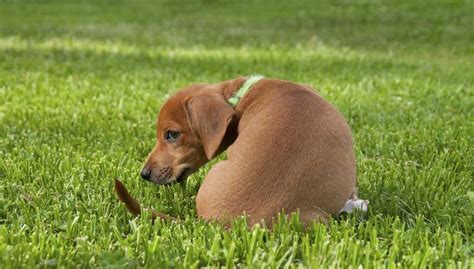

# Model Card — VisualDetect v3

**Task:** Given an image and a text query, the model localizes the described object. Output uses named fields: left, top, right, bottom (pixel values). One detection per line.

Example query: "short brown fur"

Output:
left=116, top=77, right=357, bottom=227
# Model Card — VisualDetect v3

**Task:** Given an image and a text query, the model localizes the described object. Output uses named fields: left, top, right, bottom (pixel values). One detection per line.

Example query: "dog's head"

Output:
left=140, top=84, right=236, bottom=184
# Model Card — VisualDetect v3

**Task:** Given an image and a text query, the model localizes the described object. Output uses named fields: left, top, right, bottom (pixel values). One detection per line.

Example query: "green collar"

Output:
left=228, top=75, right=265, bottom=108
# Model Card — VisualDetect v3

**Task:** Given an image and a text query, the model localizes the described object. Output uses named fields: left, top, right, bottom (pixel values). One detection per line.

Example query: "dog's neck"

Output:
left=207, top=77, right=251, bottom=155
left=220, top=76, right=265, bottom=114
left=220, top=77, right=248, bottom=103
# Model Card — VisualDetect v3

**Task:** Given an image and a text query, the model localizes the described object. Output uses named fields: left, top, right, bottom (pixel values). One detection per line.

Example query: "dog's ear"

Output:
left=185, top=94, right=235, bottom=160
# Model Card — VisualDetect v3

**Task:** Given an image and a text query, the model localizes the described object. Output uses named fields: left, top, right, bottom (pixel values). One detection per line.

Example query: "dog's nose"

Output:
left=140, top=168, right=151, bottom=180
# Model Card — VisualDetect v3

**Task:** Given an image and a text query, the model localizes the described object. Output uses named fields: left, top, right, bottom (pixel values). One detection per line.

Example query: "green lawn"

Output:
left=0, top=0, right=473, bottom=267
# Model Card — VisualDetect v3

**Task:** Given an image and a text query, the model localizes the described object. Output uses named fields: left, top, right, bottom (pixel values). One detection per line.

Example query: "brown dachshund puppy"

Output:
left=117, top=76, right=362, bottom=227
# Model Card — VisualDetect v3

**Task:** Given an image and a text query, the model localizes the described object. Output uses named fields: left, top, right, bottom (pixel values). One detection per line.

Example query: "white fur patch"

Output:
left=338, top=198, right=369, bottom=214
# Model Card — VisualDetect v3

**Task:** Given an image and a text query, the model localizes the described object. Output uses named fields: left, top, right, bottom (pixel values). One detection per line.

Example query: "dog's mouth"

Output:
left=150, top=167, right=191, bottom=185
left=175, top=167, right=191, bottom=183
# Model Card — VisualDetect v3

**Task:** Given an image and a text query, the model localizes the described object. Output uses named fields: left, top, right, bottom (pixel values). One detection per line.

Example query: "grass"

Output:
left=0, top=0, right=472, bottom=267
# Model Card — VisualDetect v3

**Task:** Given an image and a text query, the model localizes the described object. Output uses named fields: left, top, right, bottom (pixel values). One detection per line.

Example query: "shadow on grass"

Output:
left=0, top=0, right=472, bottom=57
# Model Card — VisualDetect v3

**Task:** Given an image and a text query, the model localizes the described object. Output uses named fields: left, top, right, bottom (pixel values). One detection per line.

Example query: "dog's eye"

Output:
left=165, top=130, right=180, bottom=142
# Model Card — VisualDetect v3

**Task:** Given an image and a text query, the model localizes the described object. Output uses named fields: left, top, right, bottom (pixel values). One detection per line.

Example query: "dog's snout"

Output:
left=140, top=168, right=151, bottom=180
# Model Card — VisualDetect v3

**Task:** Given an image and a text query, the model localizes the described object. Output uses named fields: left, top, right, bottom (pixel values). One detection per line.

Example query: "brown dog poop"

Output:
left=114, top=179, right=141, bottom=216
left=114, top=179, right=176, bottom=222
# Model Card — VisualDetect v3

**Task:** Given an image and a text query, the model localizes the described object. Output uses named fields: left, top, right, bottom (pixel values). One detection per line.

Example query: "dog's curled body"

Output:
left=118, top=77, right=359, bottom=228
left=195, top=78, right=356, bottom=226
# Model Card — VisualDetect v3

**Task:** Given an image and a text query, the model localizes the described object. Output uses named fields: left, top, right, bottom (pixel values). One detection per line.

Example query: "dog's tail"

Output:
left=114, top=179, right=178, bottom=222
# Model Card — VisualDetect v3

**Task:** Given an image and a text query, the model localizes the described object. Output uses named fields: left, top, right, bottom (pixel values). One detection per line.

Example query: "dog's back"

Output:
left=196, top=79, right=356, bottom=226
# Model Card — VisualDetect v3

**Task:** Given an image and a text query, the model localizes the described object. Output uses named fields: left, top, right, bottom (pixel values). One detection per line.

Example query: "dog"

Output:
left=116, top=76, right=366, bottom=227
